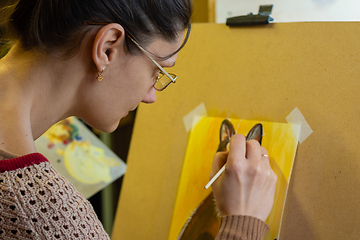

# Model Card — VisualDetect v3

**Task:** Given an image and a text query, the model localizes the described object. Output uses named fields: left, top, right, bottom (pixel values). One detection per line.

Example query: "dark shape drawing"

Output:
left=245, top=123, right=263, bottom=145
left=217, top=119, right=235, bottom=152
left=178, top=193, right=218, bottom=240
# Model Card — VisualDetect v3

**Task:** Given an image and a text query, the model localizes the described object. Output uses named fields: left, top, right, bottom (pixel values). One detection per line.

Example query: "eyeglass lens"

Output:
left=153, top=72, right=177, bottom=91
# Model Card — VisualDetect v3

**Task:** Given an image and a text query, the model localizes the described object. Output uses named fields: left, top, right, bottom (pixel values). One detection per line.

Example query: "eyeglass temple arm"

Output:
left=128, top=36, right=176, bottom=83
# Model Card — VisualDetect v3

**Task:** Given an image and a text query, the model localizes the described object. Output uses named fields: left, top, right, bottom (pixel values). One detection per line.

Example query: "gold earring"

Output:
left=96, top=68, right=105, bottom=82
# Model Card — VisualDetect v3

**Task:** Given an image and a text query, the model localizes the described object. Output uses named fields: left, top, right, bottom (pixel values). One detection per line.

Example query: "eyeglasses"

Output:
left=82, top=21, right=188, bottom=91
left=126, top=35, right=177, bottom=91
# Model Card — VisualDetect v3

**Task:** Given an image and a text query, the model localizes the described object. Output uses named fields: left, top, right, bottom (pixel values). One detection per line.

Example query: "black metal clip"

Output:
left=226, top=5, right=274, bottom=26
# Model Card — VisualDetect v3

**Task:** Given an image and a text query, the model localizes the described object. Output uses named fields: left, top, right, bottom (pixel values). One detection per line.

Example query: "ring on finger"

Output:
left=262, top=154, right=269, bottom=158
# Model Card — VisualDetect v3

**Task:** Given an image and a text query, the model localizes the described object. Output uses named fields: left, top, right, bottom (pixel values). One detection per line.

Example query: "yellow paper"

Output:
left=169, top=117, right=299, bottom=240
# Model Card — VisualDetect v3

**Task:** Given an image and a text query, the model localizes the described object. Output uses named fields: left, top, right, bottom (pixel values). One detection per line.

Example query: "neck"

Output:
left=0, top=44, right=89, bottom=156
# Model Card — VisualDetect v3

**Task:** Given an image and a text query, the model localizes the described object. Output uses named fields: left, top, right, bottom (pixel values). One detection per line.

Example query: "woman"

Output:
left=0, top=0, right=277, bottom=239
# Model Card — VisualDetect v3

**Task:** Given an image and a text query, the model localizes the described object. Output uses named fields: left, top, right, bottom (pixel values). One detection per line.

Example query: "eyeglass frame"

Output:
left=126, top=35, right=177, bottom=91
left=83, top=21, right=191, bottom=91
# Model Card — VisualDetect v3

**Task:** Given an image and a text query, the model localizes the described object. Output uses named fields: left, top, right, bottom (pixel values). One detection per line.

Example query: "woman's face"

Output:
left=81, top=32, right=184, bottom=133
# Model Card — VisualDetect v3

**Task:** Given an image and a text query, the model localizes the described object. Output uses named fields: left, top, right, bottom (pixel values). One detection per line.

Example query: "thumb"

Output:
left=210, top=151, right=228, bottom=179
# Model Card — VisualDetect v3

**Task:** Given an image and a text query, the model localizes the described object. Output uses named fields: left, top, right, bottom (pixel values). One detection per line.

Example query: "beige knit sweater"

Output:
left=0, top=149, right=110, bottom=239
left=0, top=149, right=269, bottom=240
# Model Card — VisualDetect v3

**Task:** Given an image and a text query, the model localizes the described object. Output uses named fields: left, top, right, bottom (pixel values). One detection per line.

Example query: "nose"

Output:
left=142, top=86, right=157, bottom=104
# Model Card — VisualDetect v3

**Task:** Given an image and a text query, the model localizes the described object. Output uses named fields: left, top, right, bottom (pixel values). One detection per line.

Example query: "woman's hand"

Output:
left=210, top=134, right=277, bottom=222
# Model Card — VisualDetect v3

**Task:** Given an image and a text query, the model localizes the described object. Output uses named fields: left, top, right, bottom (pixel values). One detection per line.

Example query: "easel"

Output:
left=112, top=22, right=360, bottom=239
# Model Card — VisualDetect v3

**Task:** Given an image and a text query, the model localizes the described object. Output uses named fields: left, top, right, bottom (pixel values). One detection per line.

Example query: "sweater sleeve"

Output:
left=216, top=215, right=269, bottom=240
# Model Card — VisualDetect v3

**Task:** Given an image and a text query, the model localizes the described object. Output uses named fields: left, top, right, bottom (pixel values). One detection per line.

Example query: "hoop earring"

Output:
left=96, top=68, right=105, bottom=82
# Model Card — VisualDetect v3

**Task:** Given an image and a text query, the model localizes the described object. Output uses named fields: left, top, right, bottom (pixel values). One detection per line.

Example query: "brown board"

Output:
left=112, top=22, right=360, bottom=240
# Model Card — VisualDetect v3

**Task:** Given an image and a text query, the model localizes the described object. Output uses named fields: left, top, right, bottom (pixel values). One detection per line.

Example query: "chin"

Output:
left=81, top=118, right=120, bottom=134
left=100, top=121, right=121, bottom=133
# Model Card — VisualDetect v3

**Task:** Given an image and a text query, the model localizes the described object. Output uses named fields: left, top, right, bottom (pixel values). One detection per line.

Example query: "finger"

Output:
left=260, top=147, right=270, bottom=160
left=259, top=147, right=272, bottom=171
left=210, top=151, right=228, bottom=178
left=245, top=139, right=261, bottom=160
left=227, top=134, right=246, bottom=166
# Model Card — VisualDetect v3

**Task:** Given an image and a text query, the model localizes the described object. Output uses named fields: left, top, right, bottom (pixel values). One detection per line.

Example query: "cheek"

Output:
left=80, top=64, right=154, bottom=132
left=108, top=64, right=154, bottom=104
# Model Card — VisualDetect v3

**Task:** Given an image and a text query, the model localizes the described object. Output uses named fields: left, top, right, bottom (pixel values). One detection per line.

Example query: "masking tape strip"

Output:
left=183, top=103, right=208, bottom=132
left=286, top=107, right=313, bottom=143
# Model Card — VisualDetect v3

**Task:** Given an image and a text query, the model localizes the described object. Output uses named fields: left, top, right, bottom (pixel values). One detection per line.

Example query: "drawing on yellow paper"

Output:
left=169, top=116, right=300, bottom=240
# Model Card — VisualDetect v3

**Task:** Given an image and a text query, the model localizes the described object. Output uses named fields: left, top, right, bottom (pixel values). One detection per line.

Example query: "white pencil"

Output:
left=204, top=164, right=226, bottom=189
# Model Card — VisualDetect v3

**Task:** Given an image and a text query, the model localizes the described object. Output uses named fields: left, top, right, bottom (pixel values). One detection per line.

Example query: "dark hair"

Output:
left=1, top=0, right=192, bottom=58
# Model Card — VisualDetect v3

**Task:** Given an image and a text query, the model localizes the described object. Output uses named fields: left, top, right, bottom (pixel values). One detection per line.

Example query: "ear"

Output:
left=220, top=119, right=235, bottom=142
left=217, top=119, right=236, bottom=152
left=92, top=23, right=126, bottom=72
left=246, top=123, right=263, bottom=145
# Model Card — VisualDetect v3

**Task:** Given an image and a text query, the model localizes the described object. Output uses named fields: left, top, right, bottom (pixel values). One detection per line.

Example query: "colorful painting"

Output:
left=34, top=117, right=126, bottom=199
left=169, top=116, right=300, bottom=240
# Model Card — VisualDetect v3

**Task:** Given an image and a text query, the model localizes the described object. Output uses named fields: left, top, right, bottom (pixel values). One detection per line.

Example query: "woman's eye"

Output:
left=154, top=70, right=161, bottom=78
left=153, top=72, right=160, bottom=83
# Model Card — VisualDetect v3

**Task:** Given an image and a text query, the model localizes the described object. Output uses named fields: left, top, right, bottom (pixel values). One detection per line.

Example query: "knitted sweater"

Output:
left=0, top=149, right=269, bottom=239
left=0, top=149, right=110, bottom=239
